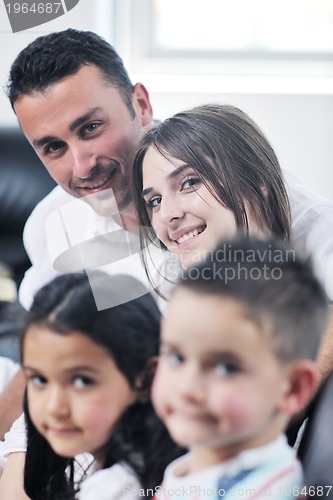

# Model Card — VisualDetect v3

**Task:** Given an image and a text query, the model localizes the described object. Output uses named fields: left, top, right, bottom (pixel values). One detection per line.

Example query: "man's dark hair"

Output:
left=178, top=235, right=329, bottom=363
left=7, top=29, right=135, bottom=117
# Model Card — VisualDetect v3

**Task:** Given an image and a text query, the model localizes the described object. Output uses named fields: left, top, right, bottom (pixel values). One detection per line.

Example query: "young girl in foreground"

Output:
left=152, top=235, right=329, bottom=499
left=20, top=272, right=182, bottom=499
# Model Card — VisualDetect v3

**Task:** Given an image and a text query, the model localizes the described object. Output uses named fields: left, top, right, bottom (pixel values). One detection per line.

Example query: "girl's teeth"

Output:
left=177, top=228, right=200, bottom=244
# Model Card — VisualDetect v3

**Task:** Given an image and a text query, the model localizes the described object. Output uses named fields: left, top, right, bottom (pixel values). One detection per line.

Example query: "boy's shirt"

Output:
left=153, top=436, right=303, bottom=499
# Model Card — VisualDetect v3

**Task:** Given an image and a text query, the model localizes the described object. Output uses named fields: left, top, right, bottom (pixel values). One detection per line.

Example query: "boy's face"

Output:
left=152, top=288, right=291, bottom=467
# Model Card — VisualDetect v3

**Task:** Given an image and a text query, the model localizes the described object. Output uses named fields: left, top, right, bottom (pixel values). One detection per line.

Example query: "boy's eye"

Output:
left=215, top=362, right=240, bottom=376
left=144, top=195, right=162, bottom=209
left=73, top=376, right=95, bottom=389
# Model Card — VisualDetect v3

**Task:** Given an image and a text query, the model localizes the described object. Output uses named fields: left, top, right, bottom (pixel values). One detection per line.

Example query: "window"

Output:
left=98, top=0, right=333, bottom=86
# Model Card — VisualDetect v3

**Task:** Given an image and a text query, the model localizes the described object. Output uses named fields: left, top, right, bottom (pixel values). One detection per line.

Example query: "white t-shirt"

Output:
left=284, top=169, right=333, bottom=301
left=77, top=463, right=141, bottom=500
left=161, top=436, right=303, bottom=500
left=19, top=185, right=168, bottom=311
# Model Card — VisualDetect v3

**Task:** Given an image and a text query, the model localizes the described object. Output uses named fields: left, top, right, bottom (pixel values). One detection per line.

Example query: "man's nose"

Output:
left=71, top=142, right=96, bottom=180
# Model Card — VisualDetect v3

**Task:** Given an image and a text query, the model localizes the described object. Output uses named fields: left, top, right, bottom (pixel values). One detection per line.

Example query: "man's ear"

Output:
left=132, top=83, right=153, bottom=130
left=278, top=360, right=320, bottom=416
left=134, top=356, right=158, bottom=403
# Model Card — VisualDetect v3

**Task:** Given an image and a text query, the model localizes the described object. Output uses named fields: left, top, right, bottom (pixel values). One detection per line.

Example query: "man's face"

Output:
left=14, top=64, right=153, bottom=216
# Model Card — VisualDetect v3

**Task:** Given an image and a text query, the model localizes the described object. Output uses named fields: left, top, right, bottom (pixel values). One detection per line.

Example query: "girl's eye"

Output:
left=160, top=349, right=184, bottom=366
left=215, top=362, right=240, bottom=376
left=73, top=376, right=95, bottom=389
left=29, top=375, right=47, bottom=387
left=180, top=176, right=201, bottom=191
left=144, top=195, right=162, bottom=209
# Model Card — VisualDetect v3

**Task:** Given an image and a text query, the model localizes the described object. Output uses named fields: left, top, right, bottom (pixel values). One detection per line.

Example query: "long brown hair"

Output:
left=131, top=104, right=291, bottom=292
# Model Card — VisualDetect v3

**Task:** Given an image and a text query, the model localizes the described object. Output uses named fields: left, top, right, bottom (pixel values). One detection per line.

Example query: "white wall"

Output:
left=1, top=0, right=332, bottom=200
left=148, top=89, right=333, bottom=200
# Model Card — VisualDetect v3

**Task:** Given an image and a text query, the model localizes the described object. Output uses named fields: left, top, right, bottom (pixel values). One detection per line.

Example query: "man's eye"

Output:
left=83, top=123, right=100, bottom=134
left=45, top=142, right=65, bottom=154
left=144, top=196, right=161, bottom=209
left=73, top=376, right=95, bottom=389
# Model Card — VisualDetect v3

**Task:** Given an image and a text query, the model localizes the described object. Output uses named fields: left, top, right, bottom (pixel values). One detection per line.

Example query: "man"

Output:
left=1, top=27, right=333, bottom=461
left=7, top=29, right=155, bottom=310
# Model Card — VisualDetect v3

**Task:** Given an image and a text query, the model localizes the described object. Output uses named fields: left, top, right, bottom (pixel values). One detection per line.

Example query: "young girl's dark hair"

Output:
left=21, top=272, right=183, bottom=499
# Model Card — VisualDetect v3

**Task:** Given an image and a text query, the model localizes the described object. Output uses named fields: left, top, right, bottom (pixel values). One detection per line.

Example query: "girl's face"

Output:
left=142, top=147, right=259, bottom=269
left=23, top=325, right=136, bottom=463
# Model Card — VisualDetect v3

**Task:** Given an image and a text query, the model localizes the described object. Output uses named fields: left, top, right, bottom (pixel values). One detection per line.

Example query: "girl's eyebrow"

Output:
left=64, top=366, right=99, bottom=374
left=142, top=164, right=192, bottom=197
left=22, top=365, right=99, bottom=374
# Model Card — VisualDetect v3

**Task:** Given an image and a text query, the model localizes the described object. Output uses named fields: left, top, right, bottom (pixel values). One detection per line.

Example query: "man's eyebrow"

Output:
left=32, top=107, right=103, bottom=149
left=142, top=164, right=191, bottom=197
left=69, top=107, right=102, bottom=132
left=32, top=135, right=58, bottom=149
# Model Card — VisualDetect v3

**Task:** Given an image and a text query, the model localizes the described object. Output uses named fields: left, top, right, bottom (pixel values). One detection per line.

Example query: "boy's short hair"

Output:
left=7, top=29, right=135, bottom=116
left=179, top=235, right=329, bottom=363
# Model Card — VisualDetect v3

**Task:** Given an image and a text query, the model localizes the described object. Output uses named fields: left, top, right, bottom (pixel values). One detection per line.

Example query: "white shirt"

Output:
left=19, top=186, right=167, bottom=310
left=77, top=463, right=141, bottom=500
left=161, top=436, right=302, bottom=500
left=284, top=169, right=333, bottom=300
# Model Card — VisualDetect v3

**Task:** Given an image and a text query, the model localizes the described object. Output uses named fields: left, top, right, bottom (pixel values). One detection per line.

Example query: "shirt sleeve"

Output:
left=0, top=357, right=19, bottom=393
left=2, top=413, right=27, bottom=458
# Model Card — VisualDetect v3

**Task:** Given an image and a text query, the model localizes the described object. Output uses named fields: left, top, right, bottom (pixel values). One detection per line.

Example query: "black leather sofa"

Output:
left=0, top=126, right=56, bottom=360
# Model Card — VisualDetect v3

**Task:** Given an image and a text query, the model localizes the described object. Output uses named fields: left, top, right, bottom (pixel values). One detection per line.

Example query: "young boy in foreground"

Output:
left=152, top=235, right=329, bottom=499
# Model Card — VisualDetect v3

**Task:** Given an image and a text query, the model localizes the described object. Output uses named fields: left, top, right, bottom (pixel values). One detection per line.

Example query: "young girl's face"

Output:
left=142, top=146, right=260, bottom=269
left=23, top=325, right=136, bottom=462
left=152, top=288, right=291, bottom=470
